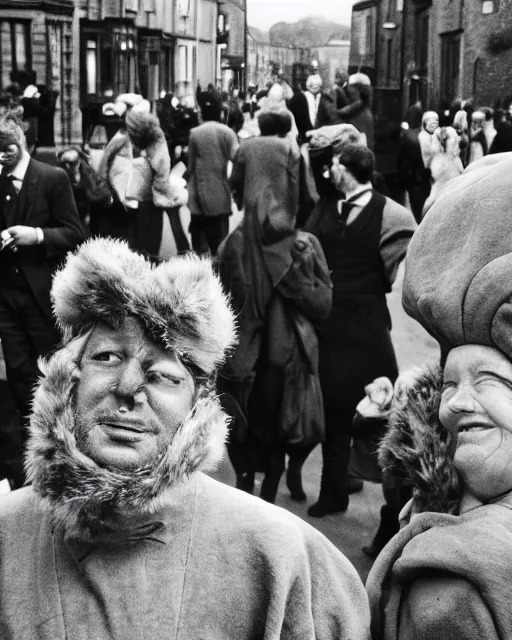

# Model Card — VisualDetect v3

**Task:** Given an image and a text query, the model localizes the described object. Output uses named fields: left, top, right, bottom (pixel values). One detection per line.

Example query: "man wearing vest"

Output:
left=0, top=117, right=84, bottom=488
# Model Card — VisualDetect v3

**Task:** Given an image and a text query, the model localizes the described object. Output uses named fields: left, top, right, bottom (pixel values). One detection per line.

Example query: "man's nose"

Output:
left=114, top=359, right=146, bottom=405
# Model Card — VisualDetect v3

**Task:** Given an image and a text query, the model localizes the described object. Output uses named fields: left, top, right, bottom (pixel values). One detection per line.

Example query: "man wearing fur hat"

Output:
left=0, top=117, right=84, bottom=488
left=0, top=238, right=370, bottom=639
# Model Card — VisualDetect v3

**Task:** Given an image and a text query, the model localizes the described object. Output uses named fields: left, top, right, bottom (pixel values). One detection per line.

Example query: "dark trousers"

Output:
left=317, top=331, right=398, bottom=504
left=190, top=214, right=230, bottom=256
left=0, top=281, right=59, bottom=485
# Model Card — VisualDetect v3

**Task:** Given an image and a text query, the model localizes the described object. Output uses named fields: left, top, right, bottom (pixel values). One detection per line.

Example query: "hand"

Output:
left=6, top=225, right=39, bottom=246
left=364, top=377, right=394, bottom=410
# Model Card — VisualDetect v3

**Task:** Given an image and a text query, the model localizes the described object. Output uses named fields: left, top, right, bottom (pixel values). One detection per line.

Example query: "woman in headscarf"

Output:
left=217, top=108, right=332, bottom=504
left=367, top=153, right=512, bottom=640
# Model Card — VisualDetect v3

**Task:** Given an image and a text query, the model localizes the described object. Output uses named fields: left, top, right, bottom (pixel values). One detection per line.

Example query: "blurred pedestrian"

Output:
left=423, top=126, right=463, bottom=214
left=452, top=109, right=470, bottom=167
left=0, top=116, right=84, bottom=487
left=337, top=73, right=374, bottom=150
left=397, top=103, right=431, bottom=223
left=288, top=74, right=334, bottom=143
left=304, top=144, right=416, bottom=517
left=57, top=147, right=111, bottom=233
left=482, top=107, right=497, bottom=151
left=468, top=110, right=488, bottom=165
left=219, top=113, right=332, bottom=503
left=187, top=91, right=239, bottom=255
left=489, top=100, right=512, bottom=154
left=418, top=110, right=440, bottom=170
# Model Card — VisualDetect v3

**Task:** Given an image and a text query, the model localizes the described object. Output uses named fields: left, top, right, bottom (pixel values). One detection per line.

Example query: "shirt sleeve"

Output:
left=380, top=199, right=417, bottom=286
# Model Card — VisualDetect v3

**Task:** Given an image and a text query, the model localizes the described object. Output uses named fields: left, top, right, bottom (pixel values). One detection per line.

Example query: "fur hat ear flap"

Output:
left=51, top=238, right=237, bottom=375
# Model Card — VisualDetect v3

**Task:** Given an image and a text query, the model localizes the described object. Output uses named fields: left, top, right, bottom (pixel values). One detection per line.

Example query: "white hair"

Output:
left=306, top=74, right=323, bottom=91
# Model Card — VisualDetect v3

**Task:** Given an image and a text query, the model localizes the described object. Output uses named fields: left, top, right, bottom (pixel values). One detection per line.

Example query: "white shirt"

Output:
left=305, top=91, right=321, bottom=129
left=337, top=182, right=373, bottom=225
left=6, top=150, right=30, bottom=193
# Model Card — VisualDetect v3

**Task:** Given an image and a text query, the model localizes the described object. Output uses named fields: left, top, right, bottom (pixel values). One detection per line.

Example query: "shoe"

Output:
left=346, top=477, right=364, bottom=494
left=307, top=496, right=349, bottom=518
left=286, top=463, right=307, bottom=502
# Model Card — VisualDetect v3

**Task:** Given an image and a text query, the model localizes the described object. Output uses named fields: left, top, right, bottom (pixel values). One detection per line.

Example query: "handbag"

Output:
left=125, top=154, right=153, bottom=203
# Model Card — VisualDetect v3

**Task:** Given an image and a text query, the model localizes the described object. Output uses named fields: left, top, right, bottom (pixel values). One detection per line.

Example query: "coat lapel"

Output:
left=17, top=159, right=39, bottom=224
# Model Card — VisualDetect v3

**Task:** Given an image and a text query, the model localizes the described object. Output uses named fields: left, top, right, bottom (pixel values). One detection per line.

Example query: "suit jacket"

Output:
left=0, top=158, right=85, bottom=319
left=187, top=121, right=239, bottom=217
left=287, top=92, right=333, bottom=142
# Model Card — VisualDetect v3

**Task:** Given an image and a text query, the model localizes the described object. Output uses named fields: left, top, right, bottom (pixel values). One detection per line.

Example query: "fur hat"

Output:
left=379, top=365, right=462, bottom=514
left=403, top=152, right=512, bottom=359
left=51, top=238, right=237, bottom=375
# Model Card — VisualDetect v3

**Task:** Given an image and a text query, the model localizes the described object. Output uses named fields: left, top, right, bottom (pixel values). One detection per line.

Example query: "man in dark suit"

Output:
left=287, top=74, right=334, bottom=143
left=0, top=117, right=84, bottom=487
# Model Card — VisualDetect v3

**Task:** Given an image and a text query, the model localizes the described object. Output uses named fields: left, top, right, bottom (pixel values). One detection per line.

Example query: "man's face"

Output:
left=330, top=157, right=347, bottom=191
left=424, top=115, right=439, bottom=134
left=75, top=317, right=195, bottom=471
left=0, top=143, right=21, bottom=173
left=439, top=344, right=512, bottom=501
left=308, top=82, right=322, bottom=96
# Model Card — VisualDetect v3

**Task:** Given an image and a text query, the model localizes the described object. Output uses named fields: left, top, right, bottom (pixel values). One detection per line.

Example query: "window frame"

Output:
left=0, top=19, right=32, bottom=90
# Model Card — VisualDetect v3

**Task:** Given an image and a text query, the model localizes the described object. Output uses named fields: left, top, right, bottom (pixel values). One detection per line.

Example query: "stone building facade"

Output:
left=0, top=0, right=79, bottom=146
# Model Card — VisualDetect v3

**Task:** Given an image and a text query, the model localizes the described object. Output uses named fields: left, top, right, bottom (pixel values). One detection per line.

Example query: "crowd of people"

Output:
left=0, top=68, right=511, bottom=638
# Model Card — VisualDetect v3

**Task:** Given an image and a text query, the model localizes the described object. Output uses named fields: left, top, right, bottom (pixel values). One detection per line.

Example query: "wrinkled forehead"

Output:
left=443, top=344, right=512, bottom=380
left=83, top=317, right=174, bottom=363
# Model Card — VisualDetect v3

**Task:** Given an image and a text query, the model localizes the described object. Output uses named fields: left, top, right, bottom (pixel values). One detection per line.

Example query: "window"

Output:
left=415, top=10, right=429, bottom=72
left=0, top=21, right=31, bottom=89
left=86, top=38, right=98, bottom=94
left=440, top=32, right=461, bottom=103
left=482, top=0, right=495, bottom=13
left=178, top=45, right=188, bottom=82
left=139, top=37, right=160, bottom=100
left=112, top=28, right=137, bottom=93
left=124, top=0, right=139, bottom=13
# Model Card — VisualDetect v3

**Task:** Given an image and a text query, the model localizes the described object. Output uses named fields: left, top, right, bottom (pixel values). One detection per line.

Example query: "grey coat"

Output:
left=187, top=121, right=239, bottom=217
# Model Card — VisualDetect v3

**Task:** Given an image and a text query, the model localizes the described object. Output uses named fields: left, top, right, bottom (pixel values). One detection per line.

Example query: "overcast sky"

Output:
left=247, top=0, right=356, bottom=31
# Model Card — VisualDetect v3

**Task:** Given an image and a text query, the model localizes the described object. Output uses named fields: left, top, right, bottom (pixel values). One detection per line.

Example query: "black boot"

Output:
left=307, top=464, right=349, bottom=517
left=286, top=450, right=310, bottom=502
left=260, top=453, right=285, bottom=504
left=362, top=504, right=399, bottom=558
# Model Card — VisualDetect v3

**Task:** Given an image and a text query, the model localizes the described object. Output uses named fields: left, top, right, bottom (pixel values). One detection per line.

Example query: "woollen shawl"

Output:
left=402, top=152, right=512, bottom=356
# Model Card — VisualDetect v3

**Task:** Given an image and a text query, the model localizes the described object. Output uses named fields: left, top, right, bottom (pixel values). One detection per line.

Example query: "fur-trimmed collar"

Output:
left=379, top=365, right=463, bottom=515
left=24, top=336, right=229, bottom=543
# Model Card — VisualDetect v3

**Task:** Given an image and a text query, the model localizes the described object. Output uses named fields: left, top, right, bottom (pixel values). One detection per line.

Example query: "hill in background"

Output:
left=268, top=16, right=350, bottom=47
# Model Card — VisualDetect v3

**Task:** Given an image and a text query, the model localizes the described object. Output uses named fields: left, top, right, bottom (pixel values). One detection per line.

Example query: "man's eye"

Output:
left=147, top=370, right=183, bottom=386
left=92, top=352, right=121, bottom=363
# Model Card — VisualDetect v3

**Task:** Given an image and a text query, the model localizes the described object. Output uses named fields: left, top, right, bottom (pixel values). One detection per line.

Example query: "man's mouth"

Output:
left=100, top=421, right=146, bottom=434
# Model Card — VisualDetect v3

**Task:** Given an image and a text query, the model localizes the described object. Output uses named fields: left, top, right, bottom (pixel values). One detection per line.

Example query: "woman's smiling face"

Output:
left=439, top=344, right=512, bottom=502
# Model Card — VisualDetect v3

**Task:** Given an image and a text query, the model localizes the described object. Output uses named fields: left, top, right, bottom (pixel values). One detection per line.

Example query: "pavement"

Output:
left=0, top=245, right=439, bottom=583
